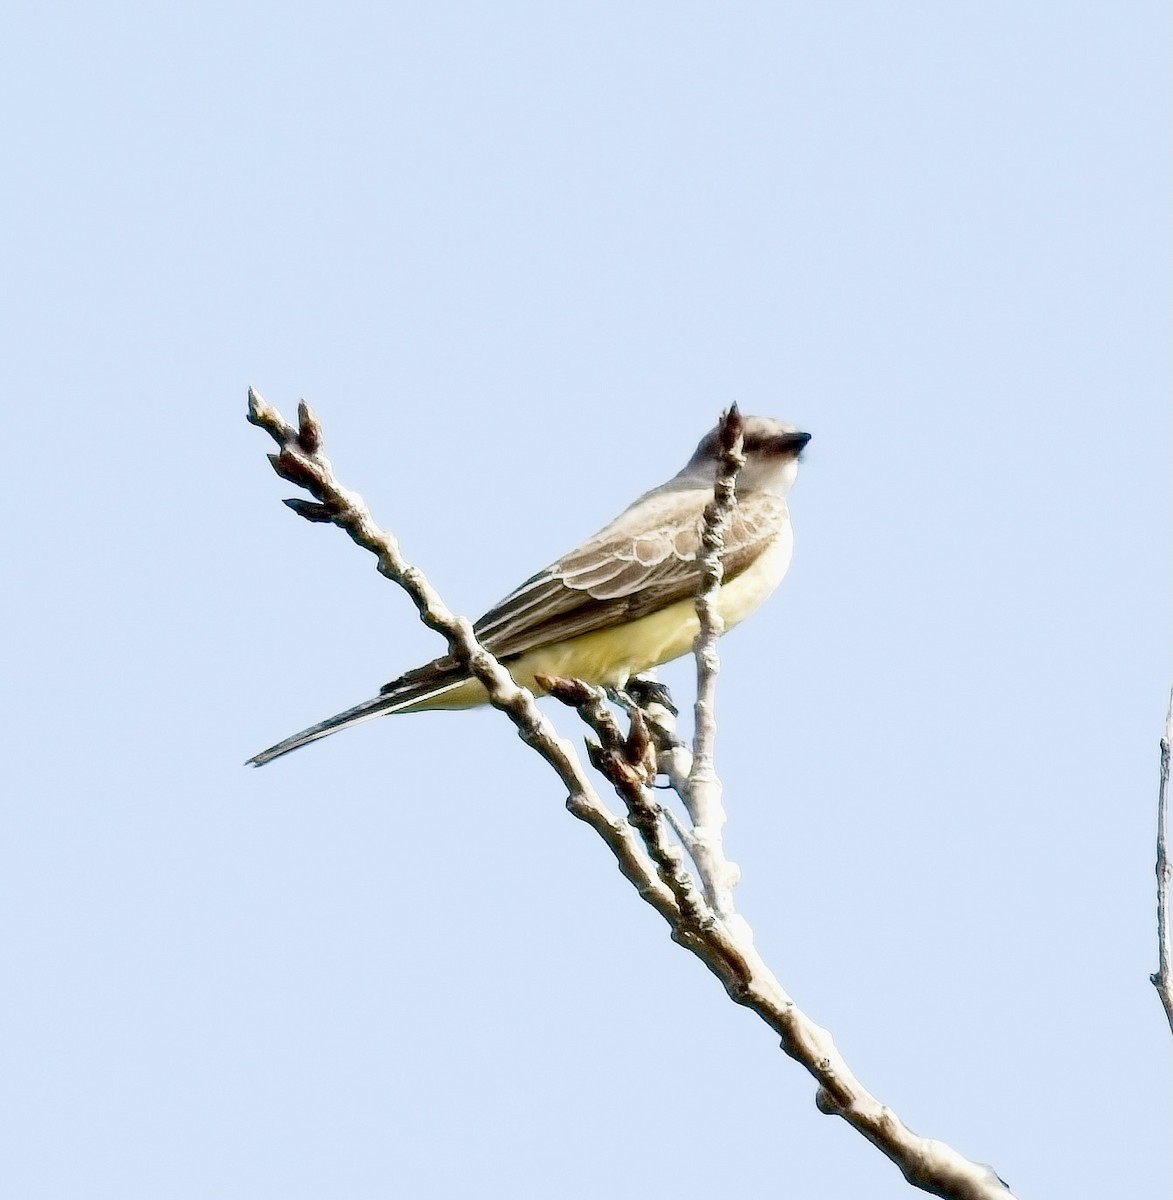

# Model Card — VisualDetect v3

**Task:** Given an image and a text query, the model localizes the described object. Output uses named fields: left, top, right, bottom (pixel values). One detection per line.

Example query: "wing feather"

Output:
left=471, top=488, right=787, bottom=659
left=379, top=489, right=787, bottom=694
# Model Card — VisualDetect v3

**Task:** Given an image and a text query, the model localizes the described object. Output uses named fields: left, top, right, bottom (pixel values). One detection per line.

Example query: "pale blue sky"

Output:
left=2, top=4, right=1170, bottom=1197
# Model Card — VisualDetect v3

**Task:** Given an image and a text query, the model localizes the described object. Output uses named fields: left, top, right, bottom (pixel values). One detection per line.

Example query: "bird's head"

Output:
left=678, top=414, right=811, bottom=498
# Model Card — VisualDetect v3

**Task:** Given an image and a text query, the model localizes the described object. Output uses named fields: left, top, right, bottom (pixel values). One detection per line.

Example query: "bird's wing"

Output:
left=470, top=488, right=788, bottom=659
left=378, top=488, right=787, bottom=695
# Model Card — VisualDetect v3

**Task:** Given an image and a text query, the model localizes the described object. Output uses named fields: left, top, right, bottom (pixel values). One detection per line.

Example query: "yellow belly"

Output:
left=407, top=532, right=792, bottom=710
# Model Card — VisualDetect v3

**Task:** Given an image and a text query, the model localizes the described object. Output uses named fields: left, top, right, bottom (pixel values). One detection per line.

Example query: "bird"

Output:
left=248, top=414, right=810, bottom=765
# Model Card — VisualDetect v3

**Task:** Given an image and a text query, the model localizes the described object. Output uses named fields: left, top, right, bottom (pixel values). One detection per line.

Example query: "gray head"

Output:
left=676, top=415, right=811, bottom=498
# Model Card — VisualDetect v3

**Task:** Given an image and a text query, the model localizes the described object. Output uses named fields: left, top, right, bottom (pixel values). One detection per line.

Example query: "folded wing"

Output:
left=381, top=488, right=787, bottom=695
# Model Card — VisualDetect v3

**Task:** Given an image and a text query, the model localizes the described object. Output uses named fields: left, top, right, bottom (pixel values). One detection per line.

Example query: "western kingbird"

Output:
left=248, top=415, right=810, bottom=765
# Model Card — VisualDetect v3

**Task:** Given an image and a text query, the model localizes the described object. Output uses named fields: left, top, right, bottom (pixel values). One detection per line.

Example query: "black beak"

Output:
left=778, top=431, right=812, bottom=454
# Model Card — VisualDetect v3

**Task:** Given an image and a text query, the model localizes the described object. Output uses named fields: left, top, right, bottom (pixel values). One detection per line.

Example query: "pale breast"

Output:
left=509, top=524, right=794, bottom=691
left=716, top=524, right=793, bottom=629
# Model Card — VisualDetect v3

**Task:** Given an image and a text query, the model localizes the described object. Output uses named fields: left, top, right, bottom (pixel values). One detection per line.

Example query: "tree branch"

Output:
left=536, top=676, right=710, bottom=927
left=246, top=388, right=678, bottom=923
left=684, top=404, right=744, bottom=919
left=248, top=390, right=1017, bottom=1200
left=1152, top=689, right=1173, bottom=1034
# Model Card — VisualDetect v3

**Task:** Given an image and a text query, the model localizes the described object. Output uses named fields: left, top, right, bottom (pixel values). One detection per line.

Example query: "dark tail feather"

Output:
left=246, top=673, right=467, bottom=767
left=246, top=693, right=402, bottom=766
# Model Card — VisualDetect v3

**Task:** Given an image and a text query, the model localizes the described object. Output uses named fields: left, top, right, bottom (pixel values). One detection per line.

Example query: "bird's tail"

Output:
left=246, top=673, right=467, bottom=767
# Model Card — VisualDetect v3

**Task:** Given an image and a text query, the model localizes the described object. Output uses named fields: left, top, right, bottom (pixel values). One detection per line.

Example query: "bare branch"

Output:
left=687, top=403, right=745, bottom=918
left=536, top=674, right=1015, bottom=1199
left=1152, top=689, right=1173, bottom=1034
left=539, top=675, right=711, bottom=927
left=246, top=388, right=678, bottom=923
left=248, top=391, right=1017, bottom=1200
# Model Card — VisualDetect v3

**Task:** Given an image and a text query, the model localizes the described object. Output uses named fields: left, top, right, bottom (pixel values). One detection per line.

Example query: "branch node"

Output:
left=296, top=400, right=324, bottom=454
left=282, top=497, right=340, bottom=523
left=268, top=449, right=321, bottom=492
left=535, top=673, right=595, bottom=707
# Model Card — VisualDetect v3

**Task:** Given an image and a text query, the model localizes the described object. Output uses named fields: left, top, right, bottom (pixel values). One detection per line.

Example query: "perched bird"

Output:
left=248, top=415, right=810, bottom=765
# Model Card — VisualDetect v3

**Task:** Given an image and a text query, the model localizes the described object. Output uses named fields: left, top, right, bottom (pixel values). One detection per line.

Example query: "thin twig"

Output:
left=248, top=391, right=1017, bottom=1200
left=246, top=388, right=679, bottom=922
left=629, top=680, right=704, bottom=860
left=537, top=676, right=710, bottom=926
left=687, top=405, right=745, bottom=918
left=1152, top=689, right=1173, bottom=1034
left=534, top=680, right=1014, bottom=1200
left=608, top=674, right=700, bottom=859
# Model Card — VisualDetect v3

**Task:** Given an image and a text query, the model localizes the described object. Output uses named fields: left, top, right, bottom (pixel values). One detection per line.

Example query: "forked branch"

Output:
left=247, top=390, right=1016, bottom=1200
left=246, top=389, right=678, bottom=922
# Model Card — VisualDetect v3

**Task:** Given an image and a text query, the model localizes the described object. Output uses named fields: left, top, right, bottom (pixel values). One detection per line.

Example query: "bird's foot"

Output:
left=622, top=676, right=679, bottom=716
